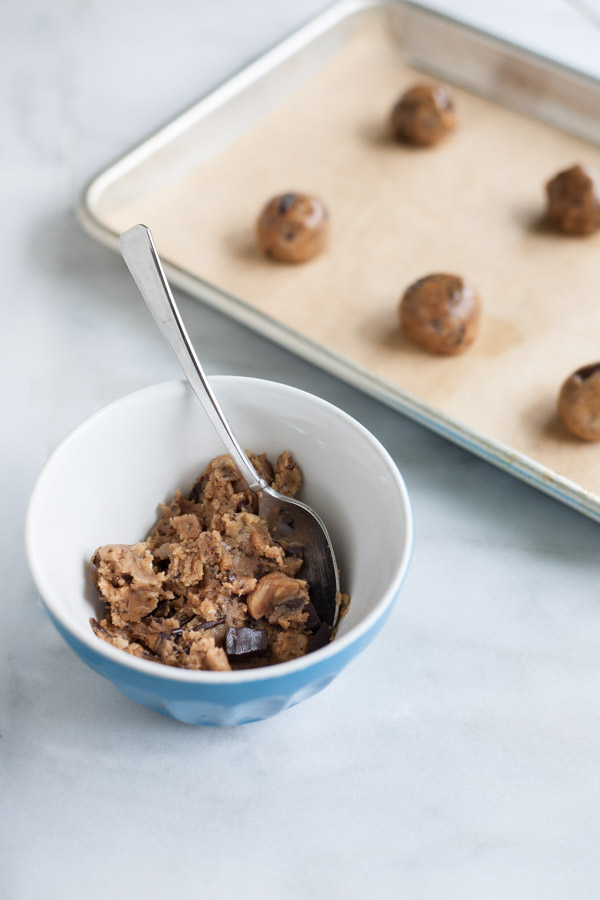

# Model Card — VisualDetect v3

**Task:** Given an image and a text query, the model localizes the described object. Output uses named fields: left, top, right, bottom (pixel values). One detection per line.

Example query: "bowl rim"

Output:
left=25, top=377, right=413, bottom=684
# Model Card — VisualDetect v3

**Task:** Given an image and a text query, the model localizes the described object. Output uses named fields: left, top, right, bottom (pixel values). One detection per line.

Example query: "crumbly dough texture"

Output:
left=90, top=451, right=347, bottom=670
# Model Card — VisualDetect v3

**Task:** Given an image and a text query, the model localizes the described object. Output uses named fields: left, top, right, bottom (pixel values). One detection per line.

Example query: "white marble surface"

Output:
left=4, top=1, right=600, bottom=897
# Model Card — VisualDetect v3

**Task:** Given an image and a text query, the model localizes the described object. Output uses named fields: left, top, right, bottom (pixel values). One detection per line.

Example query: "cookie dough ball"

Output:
left=390, top=84, right=456, bottom=147
left=256, top=192, right=329, bottom=263
left=399, top=273, right=480, bottom=355
left=558, top=363, right=600, bottom=441
left=545, top=165, right=600, bottom=235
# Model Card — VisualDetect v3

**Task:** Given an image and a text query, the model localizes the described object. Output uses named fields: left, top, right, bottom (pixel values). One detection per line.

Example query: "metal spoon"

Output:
left=119, top=224, right=340, bottom=627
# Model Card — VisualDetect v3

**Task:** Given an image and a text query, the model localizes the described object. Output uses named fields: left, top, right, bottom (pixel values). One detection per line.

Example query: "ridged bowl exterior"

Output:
left=48, top=605, right=395, bottom=725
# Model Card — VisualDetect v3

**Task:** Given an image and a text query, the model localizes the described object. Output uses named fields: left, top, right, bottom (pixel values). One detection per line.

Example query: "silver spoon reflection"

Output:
left=119, top=224, right=340, bottom=627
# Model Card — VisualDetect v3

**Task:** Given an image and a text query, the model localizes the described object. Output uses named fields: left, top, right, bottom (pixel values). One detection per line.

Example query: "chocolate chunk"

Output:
left=307, top=622, right=332, bottom=654
left=281, top=597, right=306, bottom=612
left=194, top=617, right=224, bottom=631
left=89, top=617, right=109, bottom=636
left=577, top=362, right=600, bottom=381
left=188, top=482, right=201, bottom=502
left=278, top=192, right=298, bottom=214
left=303, top=601, right=321, bottom=633
left=225, top=627, right=268, bottom=661
left=170, top=616, right=223, bottom=638
left=170, top=618, right=225, bottom=644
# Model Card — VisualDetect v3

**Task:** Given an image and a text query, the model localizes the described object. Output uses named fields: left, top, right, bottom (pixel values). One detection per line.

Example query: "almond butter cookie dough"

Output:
left=558, top=363, right=600, bottom=441
left=90, top=451, right=348, bottom=670
left=256, top=192, right=329, bottom=263
left=399, top=273, right=481, bottom=355
left=545, top=164, right=600, bottom=236
left=390, top=83, right=456, bottom=147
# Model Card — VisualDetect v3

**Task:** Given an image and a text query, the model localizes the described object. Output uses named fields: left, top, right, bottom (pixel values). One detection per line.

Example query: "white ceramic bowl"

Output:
left=26, top=377, right=412, bottom=725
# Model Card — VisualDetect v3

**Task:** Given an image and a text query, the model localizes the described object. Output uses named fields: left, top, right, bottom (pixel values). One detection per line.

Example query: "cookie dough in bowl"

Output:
left=90, top=450, right=350, bottom=670
left=26, top=377, right=413, bottom=726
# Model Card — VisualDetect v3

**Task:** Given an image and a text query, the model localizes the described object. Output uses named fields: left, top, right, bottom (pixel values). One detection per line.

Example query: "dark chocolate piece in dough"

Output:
left=225, top=627, right=269, bottom=662
left=307, top=622, right=332, bottom=654
left=303, top=601, right=322, bottom=633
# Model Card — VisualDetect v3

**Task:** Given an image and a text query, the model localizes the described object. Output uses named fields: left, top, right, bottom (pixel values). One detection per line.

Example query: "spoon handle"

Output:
left=119, top=224, right=267, bottom=493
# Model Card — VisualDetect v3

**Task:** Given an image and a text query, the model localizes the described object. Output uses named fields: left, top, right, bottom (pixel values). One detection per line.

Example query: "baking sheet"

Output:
left=79, top=2, right=600, bottom=521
